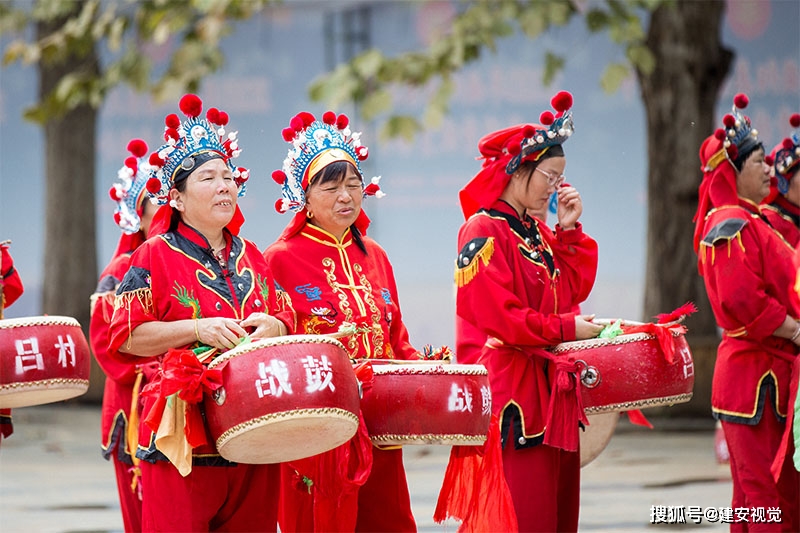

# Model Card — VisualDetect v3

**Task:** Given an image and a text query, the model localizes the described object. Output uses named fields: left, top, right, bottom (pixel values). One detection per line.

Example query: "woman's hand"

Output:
left=556, top=185, right=583, bottom=231
left=196, top=317, right=248, bottom=350
left=240, top=312, right=287, bottom=340
left=574, top=314, right=603, bottom=340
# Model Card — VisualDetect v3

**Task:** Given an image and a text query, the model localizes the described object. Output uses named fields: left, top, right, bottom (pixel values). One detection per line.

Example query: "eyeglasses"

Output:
left=534, top=167, right=566, bottom=187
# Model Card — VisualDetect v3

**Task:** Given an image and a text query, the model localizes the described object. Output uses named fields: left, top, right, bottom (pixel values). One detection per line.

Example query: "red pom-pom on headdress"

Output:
left=206, top=108, right=220, bottom=124
left=784, top=138, right=795, bottom=150
left=146, top=177, right=162, bottom=194
left=217, top=111, right=229, bottom=126
left=539, top=112, right=555, bottom=126
left=282, top=127, right=296, bottom=142
left=356, top=146, right=369, bottom=161
left=275, top=198, right=288, bottom=214
left=165, top=114, right=180, bottom=129
left=551, top=90, right=573, bottom=114
left=522, top=125, right=536, bottom=138
left=272, top=170, right=287, bottom=184
left=236, top=167, right=249, bottom=183
left=127, top=139, right=148, bottom=158
left=109, top=186, right=122, bottom=201
left=790, top=113, right=800, bottom=129
left=297, top=112, right=315, bottom=127
left=113, top=212, right=122, bottom=225
left=765, top=154, right=775, bottom=166
left=322, top=111, right=336, bottom=125
left=507, top=142, right=521, bottom=156
left=149, top=152, right=165, bottom=167
left=336, top=114, right=349, bottom=130
left=722, top=114, right=735, bottom=128
left=733, top=93, right=749, bottom=109
left=727, top=144, right=739, bottom=160
left=290, top=115, right=305, bottom=131
left=124, top=156, right=138, bottom=171
left=714, top=128, right=726, bottom=141
left=179, top=94, right=203, bottom=118
left=165, top=128, right=180, bottom=142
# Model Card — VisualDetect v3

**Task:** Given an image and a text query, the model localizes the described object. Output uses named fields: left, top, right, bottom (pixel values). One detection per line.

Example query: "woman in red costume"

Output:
left=694, top=93, right=800, bottom=532
left=761, top=113, right=800, bottom=246
left=108, top=94, right=294, bottom=532
left=264, top=111, right=419, bottom=532
left=89, top=139, right=157, bottom=532
left=454, top=90, right=601, bottom=532
left=0, top=241, right=24, bottom=443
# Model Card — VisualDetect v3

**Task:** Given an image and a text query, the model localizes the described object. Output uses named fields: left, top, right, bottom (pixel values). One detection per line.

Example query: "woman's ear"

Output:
left=169, top=188, right=184, bottom=212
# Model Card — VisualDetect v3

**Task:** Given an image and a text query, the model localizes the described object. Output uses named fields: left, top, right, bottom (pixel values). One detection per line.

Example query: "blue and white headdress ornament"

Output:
left=771, top=113, right=800, bottom=194
left=145, top=94, right=249, bottom=205
left=109, top=139, right=153, bottom=234
left=271, top=111, right=382, bottom=214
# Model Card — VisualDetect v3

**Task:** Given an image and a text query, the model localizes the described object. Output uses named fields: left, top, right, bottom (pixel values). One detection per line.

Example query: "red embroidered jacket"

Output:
left=762, top=195, right=800, bottom=247
left=455, top=201, right=597, bottom=446
left=263, top=223, right=418, bottom=361
left=108, top=221, right=295, bottom=463
left=698, top=200, right=799, bottom=422
left=1, top=244, right=23, bottom=308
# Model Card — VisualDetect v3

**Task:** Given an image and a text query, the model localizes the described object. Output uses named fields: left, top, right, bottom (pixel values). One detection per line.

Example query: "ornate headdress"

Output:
left=703, top=93, right=762, bottom=173
left=271, top=111, right=381, bottom=214
left=769, top=113, right=800, bottom=194
left=108, top=139, right=152, bottom=234
left=145, top=94, right=249, bottom=205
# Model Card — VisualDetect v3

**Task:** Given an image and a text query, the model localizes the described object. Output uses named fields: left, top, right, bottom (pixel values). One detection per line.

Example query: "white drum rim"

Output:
left=208, top=335, right=347, bottom=369
left=0, top=316, right=82, bottom=329
left=215, top=407, right=359, bottom=451
left=369, top=363, right=488, bottom=375
left=583, top=392, right=693, bottom=414
left=0, top=379, right=89, bottom=408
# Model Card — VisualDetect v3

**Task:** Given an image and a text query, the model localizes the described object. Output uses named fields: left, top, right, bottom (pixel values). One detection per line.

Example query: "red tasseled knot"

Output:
left=127, top=139, right=148, bottom=158
left=336, top=114, right=349, bottom=130
left=765, top=155, right=775, bottom=166
left=165, top=128, right=179, bottom=142
left=556, top=368, right=574, bottom=391
left=356, top=146, right=369, bottom=161
left=274, top=198, right=287, bottom=213
left=733, top=93, right=749, bottom=109
left=124, top=156, right=138, bottom=173
left=149, top=152, right=165, bottom=167
left=727, top=144, right=739, bottom=160
left=722, top=114, right=735, bottom=128
left=290, top=115, right=305, bottom=131
left=790, top=113, right=800, bottom=129
left=714, top=128, right=726, bottom=141
left=109, top=186, right=122, bottom=202
left=179, top=94, right=203, bottom=118
left=165, top=113, right=180, bottom=129
left=539, top=111, right=555, bottom=126
left=113, top=212, right=122, bottom=225
left=522, top=124, right=536, bottom=138
left=784, top=138, right=795, bottom=150
left=322, top=111, right=336, bottom=125
left=296, top=112, right=315, bottom=127
left=206, top=107, right=220, bottom=124
left=282, top=127, right=296, bottom=142
left=507, top=142, right=521, bottom=156
left=217, top=111, right=229, bottom=126
left=551, top=90, right=573, bottom=113
left=146, top=178, right=162, bottom=194
left=272, top=170, right=287, bottom=184
left=364, top=183, right=380, bottom=196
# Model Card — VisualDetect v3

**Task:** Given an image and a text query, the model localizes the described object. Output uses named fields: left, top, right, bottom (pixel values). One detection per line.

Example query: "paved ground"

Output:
left=0, top=405, right=733, bottom=532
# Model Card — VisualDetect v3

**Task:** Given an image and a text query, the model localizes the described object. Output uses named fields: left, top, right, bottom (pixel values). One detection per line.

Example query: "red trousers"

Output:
left=112, top=454, right=142, bottom=532
left=280, top=447, right=415, bottom=532
left=502, top=439, right=580, bottom=533
left=723, top=411, right=800, bottom=533
left=141, top=461, right=279, bottom=532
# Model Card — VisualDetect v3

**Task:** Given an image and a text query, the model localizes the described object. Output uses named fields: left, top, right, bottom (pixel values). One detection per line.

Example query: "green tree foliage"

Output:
left=309, top=0, right=664, bottom=140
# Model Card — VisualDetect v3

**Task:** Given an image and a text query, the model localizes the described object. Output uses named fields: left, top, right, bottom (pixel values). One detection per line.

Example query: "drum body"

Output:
left=360, top=362, right=491, bottom=446
left=204, top=335, right=359, bottom=464
left=549, top=329, right=694, bottom=414
left=580, top=412, right=619, bottom=467
left=0, top=316, right=91, bottom=408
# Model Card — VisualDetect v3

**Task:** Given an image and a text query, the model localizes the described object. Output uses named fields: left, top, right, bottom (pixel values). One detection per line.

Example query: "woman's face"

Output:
left=511, top=156, right=565, bottom=214
left=170, top=158, right=237, bottom=234
left=304, top=164, right=363, bottom=240
left=736, top=148, right=770, bottom=204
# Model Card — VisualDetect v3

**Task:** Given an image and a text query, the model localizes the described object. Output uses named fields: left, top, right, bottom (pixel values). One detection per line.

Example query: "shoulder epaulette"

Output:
left=455, top=237, right=494, bottom=287
left=701, top=218, right=748, bottom=246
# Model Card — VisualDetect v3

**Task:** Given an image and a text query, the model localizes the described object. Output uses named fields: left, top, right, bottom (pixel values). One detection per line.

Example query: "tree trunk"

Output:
left=38, top=3, right=102, bottom=400
left=637, top=0, right=733, bottom=416
left=638, top=0, right=733, bottom=336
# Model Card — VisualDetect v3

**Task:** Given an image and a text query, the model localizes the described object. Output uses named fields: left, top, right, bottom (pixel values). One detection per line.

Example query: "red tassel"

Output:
left=543, top=360, right=586, bottom=451
left=655, top=301, right=698, bottom=324
left=625, top=410, right=653, bottom=429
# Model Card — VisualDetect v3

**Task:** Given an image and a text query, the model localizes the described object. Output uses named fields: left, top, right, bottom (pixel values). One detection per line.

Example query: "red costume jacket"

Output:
left=762, top=195, right=800, bottom=247
left=697, top=200, right=799, bottom=422
left=263, top=223, right=418, bottom=361
left=1, top=244, right=23, bottom=309
left=456, top=200, right=597, bottom=446
left=90, top=252, right=140, bottom=463
left=108, top=221, right=295, bottom=463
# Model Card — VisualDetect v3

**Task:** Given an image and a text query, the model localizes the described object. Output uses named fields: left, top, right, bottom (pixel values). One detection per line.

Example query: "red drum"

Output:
left=360, top=361, right=491, bottom=446
left=549, top=321, right=694, bottom=414
left=204, top=335, right=360, bottom=464
left=0, top=316, right=91, bottom=408
left=580, top=412, right=619, bottom=467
